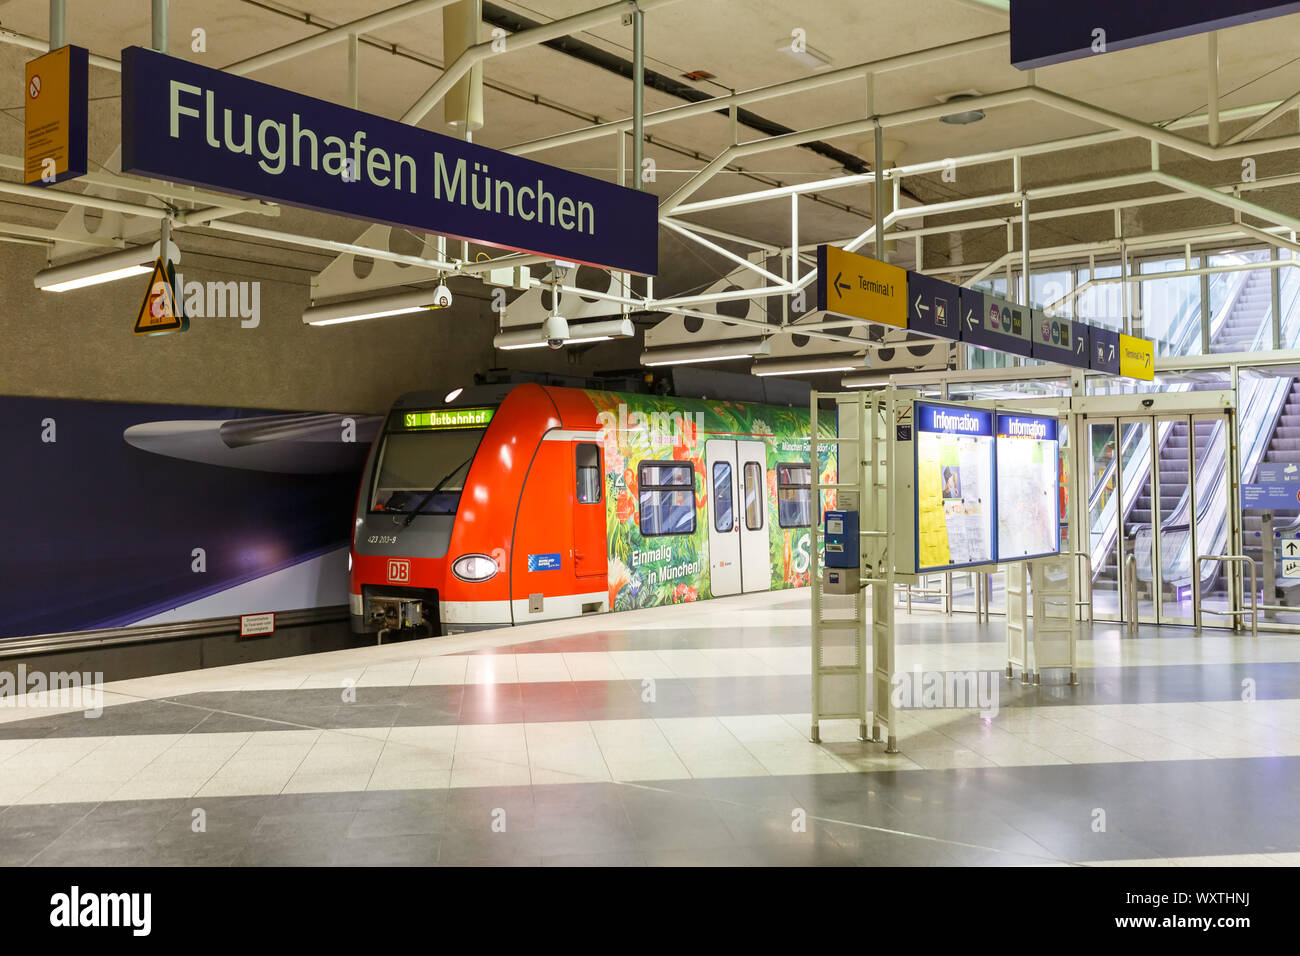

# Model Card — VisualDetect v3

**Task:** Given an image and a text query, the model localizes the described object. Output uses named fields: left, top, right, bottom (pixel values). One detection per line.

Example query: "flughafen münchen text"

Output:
left=168, top=82, right=597, bottom=234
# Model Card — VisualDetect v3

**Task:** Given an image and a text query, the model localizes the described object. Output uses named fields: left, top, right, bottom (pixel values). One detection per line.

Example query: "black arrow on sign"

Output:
left=1287, top=542, right=1298, bottom=556
left=834, top=272, right=851, bottom=298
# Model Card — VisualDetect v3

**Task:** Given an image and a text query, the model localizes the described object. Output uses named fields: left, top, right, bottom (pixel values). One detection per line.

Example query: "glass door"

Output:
left=1119, top=418, right=1158, bottom=626
left=1157, top=415, right=1195, bottom=625
left=1193, top=414, right=1234, bottom=627
left=1087, top=418, right=1122, bottom=621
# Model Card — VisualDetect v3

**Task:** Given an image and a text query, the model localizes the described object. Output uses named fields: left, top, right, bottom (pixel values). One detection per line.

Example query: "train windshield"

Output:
left=370, top=427, right=485, bottom=515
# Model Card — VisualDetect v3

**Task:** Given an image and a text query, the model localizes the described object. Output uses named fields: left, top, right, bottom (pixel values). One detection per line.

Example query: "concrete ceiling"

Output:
left=1, top=0, right=1299, bottom=298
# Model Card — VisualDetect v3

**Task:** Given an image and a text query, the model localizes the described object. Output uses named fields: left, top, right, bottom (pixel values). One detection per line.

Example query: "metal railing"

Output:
left=1124, top=553, right=1139, bottom=636
left=1196, top=554, right=1258, bottom=637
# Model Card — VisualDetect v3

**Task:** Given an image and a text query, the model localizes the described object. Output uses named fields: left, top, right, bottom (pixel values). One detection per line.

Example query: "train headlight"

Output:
left=452, top=554, right=498, bottom=582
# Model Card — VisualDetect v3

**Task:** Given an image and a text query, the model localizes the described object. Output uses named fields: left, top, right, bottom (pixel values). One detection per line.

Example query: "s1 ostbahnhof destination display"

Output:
left=995, top=413, right=1062, bottom=561
left=913, top=402, right=995, bottom=571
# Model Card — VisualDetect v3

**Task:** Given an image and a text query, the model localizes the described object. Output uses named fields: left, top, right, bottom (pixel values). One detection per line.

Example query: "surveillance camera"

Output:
left=1141, top=398, right=1154, bottom=408
left=430, top=283, right=452, bottom=309
left=542, top=314, right=569, bottom=350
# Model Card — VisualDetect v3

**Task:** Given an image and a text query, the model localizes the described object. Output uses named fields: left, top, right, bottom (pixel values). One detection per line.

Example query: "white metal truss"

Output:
left=8, top=5, right=1300, bottom=362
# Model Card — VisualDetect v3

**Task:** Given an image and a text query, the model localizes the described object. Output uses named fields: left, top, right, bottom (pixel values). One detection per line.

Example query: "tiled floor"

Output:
left=3, top=590, right=1300, bottom=866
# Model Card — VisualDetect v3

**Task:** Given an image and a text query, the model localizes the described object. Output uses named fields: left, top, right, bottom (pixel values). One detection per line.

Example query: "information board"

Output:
left=1243, top=460, right=1300, bottom=511
left=913, top=402, right=995, bottom=571
left=996, top=413, right=1062, bottom=561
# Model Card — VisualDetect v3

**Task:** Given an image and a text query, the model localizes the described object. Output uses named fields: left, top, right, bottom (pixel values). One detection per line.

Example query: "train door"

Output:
left=738, top=440, right=772, bottom=593
left=705, top=439, right=742, bottom=596
left=573, top=442, right=607, bottom=580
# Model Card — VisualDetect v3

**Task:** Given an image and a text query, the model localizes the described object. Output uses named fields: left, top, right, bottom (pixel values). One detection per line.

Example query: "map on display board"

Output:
left=996, top=413, right=1062, bottom=561
left=914, top=403, right=995, bottom=571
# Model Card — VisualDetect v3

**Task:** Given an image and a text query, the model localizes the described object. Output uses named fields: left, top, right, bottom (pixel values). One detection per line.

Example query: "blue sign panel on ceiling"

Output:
left=1010, top=0, right=1300, bottom=69
left=1090, top=327, right=1121, bottom=375
left=906, top=272, right=961, bottom=341
left=962, top=293, right=1032, bottom=357
left=120, top=47, right=658, bottom=275
left=1030, top=312, right=1092, bottom=369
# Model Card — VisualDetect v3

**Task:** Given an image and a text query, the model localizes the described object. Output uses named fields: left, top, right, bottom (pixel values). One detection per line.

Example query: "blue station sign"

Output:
left=916, top=402, right=993, bottom=437
left=1010, top=0, right=1300, bottom=69
left=996, top=413, right=1058, bottom=442
left=120, top=47, right=658, bottom=275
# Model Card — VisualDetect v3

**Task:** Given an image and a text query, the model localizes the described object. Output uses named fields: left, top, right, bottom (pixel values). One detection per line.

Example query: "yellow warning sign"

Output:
left=133, top=259, right=188, bottom=336
left=1118, top=333, right=1154, bottom=381
left=24, top=46, right=88, bottom=185
left=816, top=245, right=907, bottom=328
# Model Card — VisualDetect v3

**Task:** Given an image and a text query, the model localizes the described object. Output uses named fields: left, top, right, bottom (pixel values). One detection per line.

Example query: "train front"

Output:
left=348, top=390, right=522, bottom=638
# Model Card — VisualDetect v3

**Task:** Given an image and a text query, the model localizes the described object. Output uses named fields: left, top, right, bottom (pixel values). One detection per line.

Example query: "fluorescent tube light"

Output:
left=775, top=39, right=833, bottom=71
left=35, top=242, right=167, bottom=292
left=302, top=288, right=445, bottom=326
left=751, top=355, right=868, bottom=376
left=641, top=338, right=770, bottom=367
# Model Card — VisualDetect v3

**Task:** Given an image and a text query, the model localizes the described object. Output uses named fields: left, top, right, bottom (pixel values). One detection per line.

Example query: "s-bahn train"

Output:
left=349, top=383, right=838, bottom=637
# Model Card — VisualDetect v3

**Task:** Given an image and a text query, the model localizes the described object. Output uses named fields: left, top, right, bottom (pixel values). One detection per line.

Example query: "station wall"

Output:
left=0, top=241, right=644, bottom=415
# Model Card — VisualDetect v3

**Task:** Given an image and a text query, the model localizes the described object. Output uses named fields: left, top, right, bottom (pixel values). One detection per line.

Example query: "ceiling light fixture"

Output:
left=840, top=371, right=895, bottom=388
left=641, top=338, right=770, bottom=367
left=939, top=93, right=985, bottom=125
left=493, top=317, right=635, bottom=350
left=35, top=241, right=172, bottom=293
left=301, top=287, right=448, bottom=326
left=775, top=38, right=833, bottom=71
left=751, top=355, right=868, bottom=377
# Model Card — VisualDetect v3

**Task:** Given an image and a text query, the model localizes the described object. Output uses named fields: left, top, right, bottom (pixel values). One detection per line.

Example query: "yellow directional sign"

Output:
left=133, top=258, right=188, bottom=336
left=816, top=245, right=907, bottom=328
left=1118, top=333, right=1154, bottom=381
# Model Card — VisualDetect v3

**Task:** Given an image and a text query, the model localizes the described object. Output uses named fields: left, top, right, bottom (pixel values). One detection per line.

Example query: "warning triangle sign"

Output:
left=133, top=257, right=188, bottom=336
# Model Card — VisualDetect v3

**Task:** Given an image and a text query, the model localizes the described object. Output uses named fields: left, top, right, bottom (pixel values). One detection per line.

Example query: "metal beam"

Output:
left=49, top=0, right=65, bottom=49
left=632, top=6, right=644, bottom=191
left=402, top=0, right=686, bottom=125
left=507, top=31, right=1010, bottom=155
left=225, top=0, right=458, bottom=76
left=152, top=0, right=167, bottom=54
left=0, top=154, right=279, bottom=217
left=1207, top=32, right=1220, bottom=146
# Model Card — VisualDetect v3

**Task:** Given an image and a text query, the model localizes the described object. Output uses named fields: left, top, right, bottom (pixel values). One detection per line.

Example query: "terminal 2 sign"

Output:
left=119, top=47, right=657, bottom=276
left=816, top=244, right=1154, bottom=381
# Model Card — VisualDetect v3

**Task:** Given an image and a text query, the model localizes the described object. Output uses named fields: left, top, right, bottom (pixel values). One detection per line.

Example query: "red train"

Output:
left=349, top=382, right=834, bottom=637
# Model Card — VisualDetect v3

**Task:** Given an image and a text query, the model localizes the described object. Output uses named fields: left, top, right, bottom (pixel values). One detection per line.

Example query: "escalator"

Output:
left=1243, top=376, right=1300, bottom=607
left=1088, top=265, right=1280, bottom=619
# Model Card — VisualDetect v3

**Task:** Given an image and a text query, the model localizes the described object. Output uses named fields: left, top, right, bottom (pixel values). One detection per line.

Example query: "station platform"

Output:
left=3, top=591, right=1300, bottom=867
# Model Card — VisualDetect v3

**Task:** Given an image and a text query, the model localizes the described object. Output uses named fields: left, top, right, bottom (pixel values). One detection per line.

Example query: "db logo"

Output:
left=386, top=558, right=411, bottom=583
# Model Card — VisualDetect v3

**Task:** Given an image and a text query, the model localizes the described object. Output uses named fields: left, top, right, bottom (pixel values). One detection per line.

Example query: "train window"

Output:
left=576, top=443, right=602, bottom=504
left=637, top=460, right=696, bottom=536
left=777, top=462, right=813, bottom=528
left=370, top=426, right=486, bottom=515
left=743, top=461, right=765, bottom=531
left=712, top=462, right=733, bottom=533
